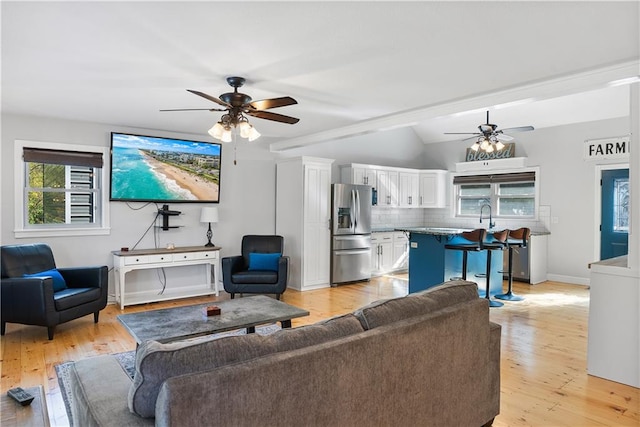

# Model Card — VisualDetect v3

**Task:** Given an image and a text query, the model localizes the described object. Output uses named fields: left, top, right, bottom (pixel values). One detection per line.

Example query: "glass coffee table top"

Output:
left=117, top=295, right=309, bottom=344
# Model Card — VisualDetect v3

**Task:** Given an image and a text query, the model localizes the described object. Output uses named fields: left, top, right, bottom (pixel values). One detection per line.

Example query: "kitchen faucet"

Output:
left=480, top=204, right=495, bottom=229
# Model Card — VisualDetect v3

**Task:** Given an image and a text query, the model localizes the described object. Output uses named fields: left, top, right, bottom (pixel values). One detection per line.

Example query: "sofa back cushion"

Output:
left=128, top=313, right=364, bottom=418
left=353, top=280, right=479, bottom=330
left=1, top=243, right=56, bottom=279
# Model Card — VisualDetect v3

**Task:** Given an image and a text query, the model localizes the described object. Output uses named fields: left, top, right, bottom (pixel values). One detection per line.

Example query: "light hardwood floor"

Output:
left=1, top=276, right=638, bottom=426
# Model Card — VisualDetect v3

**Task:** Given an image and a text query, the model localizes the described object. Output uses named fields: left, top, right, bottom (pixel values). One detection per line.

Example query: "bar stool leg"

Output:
left=461, top=251, right=468, bottom=280
left=495, top=247, right=524, bottom=301
left=486, top=249, right=503, bottom=308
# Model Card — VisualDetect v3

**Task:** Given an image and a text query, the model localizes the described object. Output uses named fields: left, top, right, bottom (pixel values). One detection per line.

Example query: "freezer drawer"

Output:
left=331, top=248, right=372, bottom=285
left=332, top=234, right=371, bottom=250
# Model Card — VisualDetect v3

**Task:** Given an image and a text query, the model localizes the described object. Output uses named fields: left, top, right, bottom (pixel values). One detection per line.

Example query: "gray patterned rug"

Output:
left=55, top=323, right=281, bottom=426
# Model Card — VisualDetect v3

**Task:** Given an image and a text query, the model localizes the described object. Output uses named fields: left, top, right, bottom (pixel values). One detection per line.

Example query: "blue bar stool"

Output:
left=444, top=229, right=486, bottom=281
left=481, top=229, right=509, bottom=308
left=495, top=227, right=530, bottom=302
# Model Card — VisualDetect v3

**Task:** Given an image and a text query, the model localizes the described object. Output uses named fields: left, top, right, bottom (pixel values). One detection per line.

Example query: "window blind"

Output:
left=23, top=147, right=103, bottom=168
left=453, top=171, right=535, bottom=185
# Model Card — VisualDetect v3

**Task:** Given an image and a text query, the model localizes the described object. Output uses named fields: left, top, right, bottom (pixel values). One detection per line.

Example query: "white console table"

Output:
left=112, top=246, right=221, bottom=310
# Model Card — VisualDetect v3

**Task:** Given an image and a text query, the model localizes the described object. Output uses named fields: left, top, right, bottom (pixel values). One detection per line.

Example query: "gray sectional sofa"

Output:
left=67, top=280, right=501, bottom=426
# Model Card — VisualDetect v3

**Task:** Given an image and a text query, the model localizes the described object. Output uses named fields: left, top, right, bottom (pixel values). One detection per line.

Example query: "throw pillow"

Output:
left=248, top=252, right=281, bottom=271
left=128, top=313, right=364, bottom=418
left=23, top=268, right=67, bottom=292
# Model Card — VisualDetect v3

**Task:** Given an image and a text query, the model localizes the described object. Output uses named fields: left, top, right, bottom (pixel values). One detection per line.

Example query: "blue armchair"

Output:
left=222, top=235, right=289, bottom=300
left=1, top=243, right=108, bottom=340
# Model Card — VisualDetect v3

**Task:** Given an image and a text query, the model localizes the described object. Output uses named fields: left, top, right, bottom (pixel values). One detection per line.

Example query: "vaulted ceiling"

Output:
left=2, top=1, right=638, bottom=151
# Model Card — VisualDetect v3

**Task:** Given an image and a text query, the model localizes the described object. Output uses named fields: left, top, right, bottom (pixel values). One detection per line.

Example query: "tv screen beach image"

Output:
left=110, top=133, right=221, bottom=202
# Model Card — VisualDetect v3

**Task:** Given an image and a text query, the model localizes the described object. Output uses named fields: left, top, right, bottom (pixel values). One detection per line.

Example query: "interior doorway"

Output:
left=598, top=166, right=629, bottom=260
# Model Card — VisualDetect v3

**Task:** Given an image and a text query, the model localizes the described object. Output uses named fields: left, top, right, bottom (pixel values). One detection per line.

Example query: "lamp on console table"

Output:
left=200, top=207, right=219, bottom=247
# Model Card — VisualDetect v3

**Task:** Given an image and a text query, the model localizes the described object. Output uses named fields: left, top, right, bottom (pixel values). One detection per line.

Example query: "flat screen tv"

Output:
left=110, top=132, right=222, bottom=203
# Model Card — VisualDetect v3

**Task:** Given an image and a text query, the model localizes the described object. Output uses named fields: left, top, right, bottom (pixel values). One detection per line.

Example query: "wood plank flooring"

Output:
left=1, top=276, right=638, bottom=426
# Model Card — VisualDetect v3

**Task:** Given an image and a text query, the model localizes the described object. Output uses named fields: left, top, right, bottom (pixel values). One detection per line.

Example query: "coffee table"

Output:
left=117, top=295, right=309, bottom=345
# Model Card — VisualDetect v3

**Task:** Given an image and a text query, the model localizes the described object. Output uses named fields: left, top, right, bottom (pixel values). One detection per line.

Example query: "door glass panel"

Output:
left=613, top=177, right=629, bottom=232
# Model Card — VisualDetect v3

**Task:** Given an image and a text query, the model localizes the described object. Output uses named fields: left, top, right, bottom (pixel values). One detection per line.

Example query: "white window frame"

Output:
left=452, top=167, right=540, bottom=221
left=14, top=139, right=111, bottom=238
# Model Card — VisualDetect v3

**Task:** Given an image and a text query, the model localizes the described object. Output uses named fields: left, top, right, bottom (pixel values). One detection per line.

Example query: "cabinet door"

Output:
left=393, top=232, right=409, bottom=270
left=350, top=166, right=376, bottom=186
left=377, top=170, right=399, bottom=207
left=379, top=240, right=394, bottom=271
left=399, top=172, right=419, bottom=207
left=419, top=171, right=446, bottom=208
left=303, top=164, right=331, bottom=286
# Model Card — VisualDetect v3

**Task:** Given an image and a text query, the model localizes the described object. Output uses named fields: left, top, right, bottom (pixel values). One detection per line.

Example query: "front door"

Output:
left=600, top=168, right=629, bottom=260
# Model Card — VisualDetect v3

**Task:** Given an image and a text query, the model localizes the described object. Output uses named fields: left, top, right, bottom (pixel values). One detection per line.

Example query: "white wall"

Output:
left=421, top=116, right=631, bottom=285
left=1, top=113, right=278, bottom=297
left=2, top=112, right=631, bottom=290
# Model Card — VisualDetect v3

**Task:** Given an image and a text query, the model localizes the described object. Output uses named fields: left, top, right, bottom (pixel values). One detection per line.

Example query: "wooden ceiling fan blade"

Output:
left=186, top=89, right=231, bottom=108
left=248, top=96, right=298, bottom=110
left=159, top=108, right=224, bottom=112
left=247, top=110, right=300, bottom=124
left=496, top=133, right=514, bottom=141
left=500, top=125, right=534, bottom=132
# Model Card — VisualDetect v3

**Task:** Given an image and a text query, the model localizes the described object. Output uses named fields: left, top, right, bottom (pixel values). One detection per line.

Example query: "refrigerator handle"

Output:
left=351, top=189, right=357, bottom=231
left=355, top=190, right=360, bottom=230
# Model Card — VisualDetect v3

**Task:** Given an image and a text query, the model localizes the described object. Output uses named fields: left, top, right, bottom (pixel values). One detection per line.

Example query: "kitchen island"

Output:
left=397, top=227, right=504, bottom=296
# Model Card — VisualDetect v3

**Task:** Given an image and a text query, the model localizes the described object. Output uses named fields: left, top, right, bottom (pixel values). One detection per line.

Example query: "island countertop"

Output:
left=395, top=226, right=550, bottom=236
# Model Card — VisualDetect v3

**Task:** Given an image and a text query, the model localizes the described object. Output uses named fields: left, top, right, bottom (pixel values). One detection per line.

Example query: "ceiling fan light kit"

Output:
left=163, top=76, right=298, bottom=144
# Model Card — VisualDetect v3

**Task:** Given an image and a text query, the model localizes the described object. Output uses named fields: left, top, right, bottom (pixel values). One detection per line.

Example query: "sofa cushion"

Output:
left=128, top=313, right=365, bottom=418
left=353, top=280, right=479, bottom=330
left=54, top=287, right=101, bottom=311
left=23, top=268, right=67, bottom=292
left=231, top=270, right=278, bottom=284
left=248, top=252, right=281, bottom=271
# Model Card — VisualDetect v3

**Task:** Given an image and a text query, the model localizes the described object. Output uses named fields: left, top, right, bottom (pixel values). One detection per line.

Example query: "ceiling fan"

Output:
left=444, top=110, right=534, bottom=152
left=160, top=76, right=299, bottom=142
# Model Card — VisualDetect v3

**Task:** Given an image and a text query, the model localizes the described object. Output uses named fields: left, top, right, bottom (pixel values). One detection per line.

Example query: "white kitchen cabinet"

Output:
left=419, top=170, right=447, bottom=208
left=354, top=166, right=377, bottom=186
left=340, top=164, right=376, bottom=186
left=371, top=232, right=394, bottom=274
left=371, top=231, right=408, bottom=275
left=341, top=163, right=446, bottom=209
left=377, top=169, right=398, bottom=207
left=398, top=171, right=420, bottom=207
left=276, top=157, right=334, bottom=291
left=392, top=231, right=409, bottom=270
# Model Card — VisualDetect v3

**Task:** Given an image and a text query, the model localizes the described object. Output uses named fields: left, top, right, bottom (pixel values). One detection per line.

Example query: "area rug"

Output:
left=55, top=323, right=281, bottom=426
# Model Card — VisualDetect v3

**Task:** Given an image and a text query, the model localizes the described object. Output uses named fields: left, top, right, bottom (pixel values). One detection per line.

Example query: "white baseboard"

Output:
left=546, top=274, right=590, bottom=286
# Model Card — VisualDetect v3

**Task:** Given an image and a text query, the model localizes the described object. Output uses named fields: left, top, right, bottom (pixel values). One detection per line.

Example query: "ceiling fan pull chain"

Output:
left=233, top=131, right=238, bottom=165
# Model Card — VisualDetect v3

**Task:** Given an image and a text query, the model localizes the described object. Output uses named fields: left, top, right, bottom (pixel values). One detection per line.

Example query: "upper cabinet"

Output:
left=398, top=171, right=419, bottom=207
left=419, top=170, right=447, bottom=208
left=340, top=164, right=447, bottom=208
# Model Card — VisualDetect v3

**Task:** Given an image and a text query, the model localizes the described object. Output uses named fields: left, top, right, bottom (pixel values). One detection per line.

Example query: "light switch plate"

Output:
left=410, top=242, right=418, bottom=248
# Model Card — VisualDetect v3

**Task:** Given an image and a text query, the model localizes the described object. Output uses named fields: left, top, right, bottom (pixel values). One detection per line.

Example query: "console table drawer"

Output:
left=124, top=254, right=174, bottom=265
left=176, top=251, right=218, bottom=261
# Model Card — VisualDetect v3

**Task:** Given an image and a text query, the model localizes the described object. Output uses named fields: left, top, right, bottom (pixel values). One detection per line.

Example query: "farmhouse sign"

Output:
left=584, top=136, right=630, bottom=161
left=465, top=143, right=515, bottom=162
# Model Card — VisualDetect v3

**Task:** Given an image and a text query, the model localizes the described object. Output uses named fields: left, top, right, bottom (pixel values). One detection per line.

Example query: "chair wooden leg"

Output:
left=230, top=293, right=235, bottom=299
left=276, top=294, right=281, bottom=300
left=47, top=326, right=55, bottom=340
left=1, top=321, right=5, bottom=336
left=94, top=311, right=100, bottom=323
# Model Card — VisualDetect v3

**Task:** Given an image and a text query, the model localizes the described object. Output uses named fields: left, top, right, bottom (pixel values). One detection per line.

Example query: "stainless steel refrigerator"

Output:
left=330, top=183, right=372, bottom=286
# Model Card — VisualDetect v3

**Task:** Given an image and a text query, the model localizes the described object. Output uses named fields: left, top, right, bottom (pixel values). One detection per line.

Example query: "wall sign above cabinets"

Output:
left=465, top=143, right=515, bottom=162
left=584, top=136, right=630, bottom=161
